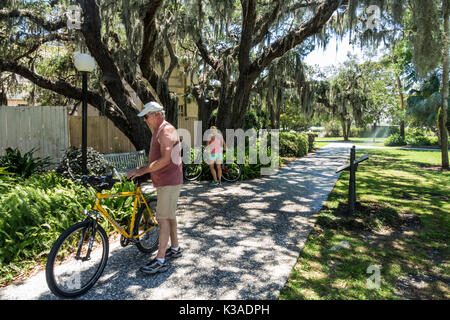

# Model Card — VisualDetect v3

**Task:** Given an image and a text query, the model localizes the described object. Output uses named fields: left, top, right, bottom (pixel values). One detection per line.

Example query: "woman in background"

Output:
left=205, top=126, right=226, bottom=185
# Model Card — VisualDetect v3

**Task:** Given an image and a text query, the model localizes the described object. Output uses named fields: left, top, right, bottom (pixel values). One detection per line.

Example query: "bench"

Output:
left=101, top=150, right=148, bottom=174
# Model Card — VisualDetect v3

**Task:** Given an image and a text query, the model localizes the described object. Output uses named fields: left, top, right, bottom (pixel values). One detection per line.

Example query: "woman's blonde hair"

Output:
left=210, top=126, right=218, bottom=135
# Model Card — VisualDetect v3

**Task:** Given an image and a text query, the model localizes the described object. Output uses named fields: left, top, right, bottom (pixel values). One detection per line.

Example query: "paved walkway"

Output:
left=0, top=143, right=351, bottom=300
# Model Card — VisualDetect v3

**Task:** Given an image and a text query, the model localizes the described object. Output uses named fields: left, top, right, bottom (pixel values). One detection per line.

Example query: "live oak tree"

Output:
left=178, top=0, right=349, bottom=134
left=322, top=0, right=449, bottom=167
left=0, top=0, right=180, bottom=152
left=314, top=59, right=365, bottom=141
left=1, top=0, right=448, bottom=169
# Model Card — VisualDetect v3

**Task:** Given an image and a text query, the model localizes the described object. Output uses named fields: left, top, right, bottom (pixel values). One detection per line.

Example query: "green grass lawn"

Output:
left=279, top=148, right=449, bottom=300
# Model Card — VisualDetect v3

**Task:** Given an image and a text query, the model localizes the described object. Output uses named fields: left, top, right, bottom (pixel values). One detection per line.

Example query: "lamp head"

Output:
left=74, top=52, right=96, bottom=72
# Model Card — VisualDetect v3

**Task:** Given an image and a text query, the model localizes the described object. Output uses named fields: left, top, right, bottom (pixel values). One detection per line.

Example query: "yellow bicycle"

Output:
left=45, top=173, right=158, bottom=298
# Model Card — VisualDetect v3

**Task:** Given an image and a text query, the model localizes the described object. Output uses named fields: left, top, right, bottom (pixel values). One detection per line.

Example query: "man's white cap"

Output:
left=138, top=101, right=164, bottom=117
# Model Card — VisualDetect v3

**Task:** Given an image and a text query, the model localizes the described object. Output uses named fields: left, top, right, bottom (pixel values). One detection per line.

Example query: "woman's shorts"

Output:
left=204, top=153, right=223, bottom=163
left=155, top=184, right=182, bottom=219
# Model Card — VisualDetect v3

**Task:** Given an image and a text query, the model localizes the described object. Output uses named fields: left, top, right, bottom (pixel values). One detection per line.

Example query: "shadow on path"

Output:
left=0, top=144, right=351, bottom=300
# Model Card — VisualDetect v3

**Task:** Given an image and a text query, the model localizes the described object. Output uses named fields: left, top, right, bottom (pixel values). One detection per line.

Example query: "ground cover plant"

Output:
left=0, top=172, right=137, bottom=286
left=280, top=148, right=449, bottom=300
left=0, top=148, right=51, bottom=178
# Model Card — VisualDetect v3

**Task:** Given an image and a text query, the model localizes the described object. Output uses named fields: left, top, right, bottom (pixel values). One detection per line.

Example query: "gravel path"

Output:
left=0, top=143, right=351, bottom=300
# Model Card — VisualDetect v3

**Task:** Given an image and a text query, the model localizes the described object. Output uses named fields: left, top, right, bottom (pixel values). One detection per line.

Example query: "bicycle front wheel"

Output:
left=45, top=220, right=109, bottom=298
left=183, top=163, right=202, bottom=181
left=221, top=163, right=242, bottom=182
left=134, top=204, right=159, bottom=254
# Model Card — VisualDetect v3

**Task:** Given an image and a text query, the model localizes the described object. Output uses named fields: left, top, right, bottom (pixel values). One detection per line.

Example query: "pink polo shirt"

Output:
left=149, top=121, right=183, bottom=188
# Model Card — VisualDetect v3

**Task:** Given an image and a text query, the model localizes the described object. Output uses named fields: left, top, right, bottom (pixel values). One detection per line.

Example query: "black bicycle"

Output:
left=182, top=147, right=241, bottom=182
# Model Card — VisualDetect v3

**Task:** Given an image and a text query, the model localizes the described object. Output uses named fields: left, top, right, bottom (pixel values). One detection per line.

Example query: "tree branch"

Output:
left=251, top=0, right=282, bottom=48
left=0, top=58, right=124, bottom=122
left=162, top=16, right=179, bottom=83
left=78, top=0, right=140, bottom=120
left=0, top=8, right=66, bottom=31
left=194, top=33, right=224, bottom=77
left=140, top=0, right=164, bottom=78
left=238, top=0, right=257, bottom=73
left=250, top=0, right=347, bottom=77
left=15, top=33, right=74, bottom=61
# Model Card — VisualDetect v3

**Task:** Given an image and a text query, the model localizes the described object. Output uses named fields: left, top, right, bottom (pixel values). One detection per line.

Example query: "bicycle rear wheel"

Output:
left=134, top=203, right=159, bottom=253
left=221, top=163, right=242, bottom=182
left=45, top=220, right=109, bottom=298
left=183, top=163, right=202, bottom=181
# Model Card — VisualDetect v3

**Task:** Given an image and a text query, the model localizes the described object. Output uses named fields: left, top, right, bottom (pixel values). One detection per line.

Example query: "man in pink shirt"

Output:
left=127, top=101, right=183, bottom=274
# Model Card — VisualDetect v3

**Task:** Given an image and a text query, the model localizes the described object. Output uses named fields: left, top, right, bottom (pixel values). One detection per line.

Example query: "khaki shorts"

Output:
left=155, top=184, right=181, bottom=219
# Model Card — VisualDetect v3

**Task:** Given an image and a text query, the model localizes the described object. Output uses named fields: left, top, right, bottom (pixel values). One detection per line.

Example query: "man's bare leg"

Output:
left=156, top=219, right=170, bottom=259
left=169, top=218, right=179, bottom=249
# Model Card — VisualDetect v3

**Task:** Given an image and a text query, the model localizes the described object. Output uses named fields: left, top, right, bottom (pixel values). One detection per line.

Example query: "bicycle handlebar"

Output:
left=65, top=158, right=149, bottom=190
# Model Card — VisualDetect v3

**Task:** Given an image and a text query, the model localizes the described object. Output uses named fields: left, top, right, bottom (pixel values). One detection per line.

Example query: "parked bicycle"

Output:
left=45, top=173, right=158, bottom=298
left=182, top=146, right=242, bottom=182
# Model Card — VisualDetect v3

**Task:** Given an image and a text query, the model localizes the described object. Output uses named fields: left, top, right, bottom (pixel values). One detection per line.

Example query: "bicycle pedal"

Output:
left=129, top=238, right=140, bottom=245
left=120, top=235, right=130, bottom=247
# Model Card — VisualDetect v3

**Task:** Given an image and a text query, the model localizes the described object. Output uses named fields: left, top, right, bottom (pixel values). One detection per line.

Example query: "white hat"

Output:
left=138, top=101, right=164, bottom=117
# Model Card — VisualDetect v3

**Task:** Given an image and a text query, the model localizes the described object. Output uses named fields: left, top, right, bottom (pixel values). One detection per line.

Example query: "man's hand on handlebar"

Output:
left=126, top=168, right=141, bottom=181
left=126, top=168, right=151, bottom=182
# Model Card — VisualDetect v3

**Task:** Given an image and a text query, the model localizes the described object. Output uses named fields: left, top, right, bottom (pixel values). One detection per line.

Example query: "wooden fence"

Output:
left=178, top=116, right=200, bottom=146
left=0, top=106, right=69, bottom=163
left=0, top=106, right=198, bottom=165
left=69, top=116, right=136, bottom=154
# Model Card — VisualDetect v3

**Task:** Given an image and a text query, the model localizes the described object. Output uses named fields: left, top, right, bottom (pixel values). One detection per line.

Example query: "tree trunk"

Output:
left=347, top=119, right=351, bottom=140
left=216, top=95, right=233, bottom=134
left=267, top=84, right=280, bottom=129
left=159, top=86, right=178, bottom=129
left=229, top=73, right=258, bottom=130
left=341, top=118, right=349, bottom=141
left=373, top=122, right=377, bottom=142
left=441, top=1, right=449, bottom=169
left=193, top=87, right=217, bottom=136
left=395, top=74, right=406, bottom=139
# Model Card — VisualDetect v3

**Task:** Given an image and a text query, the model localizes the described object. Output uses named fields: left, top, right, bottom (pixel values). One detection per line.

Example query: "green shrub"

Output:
left=324, top=121, right=341, bottom=137
left=0, top=173, right=89, bottom=269
left=182, top=131, right=310, bottom=182
left=0, top=148, right=51, bottom=178
left=243, top=110, right=260, bottom=130
left=406, top=135, right=434, bottom=146
left=427, top=136, right=439, bottom=146
left=183, top=136, right=283, bottom=181
left=0, top=167, right=14, bottom=194
left=0, top=172, right=136, bottom=284
left=279, top=132, right=309, bottom=157
left=384, top=133, right=406, bottom=146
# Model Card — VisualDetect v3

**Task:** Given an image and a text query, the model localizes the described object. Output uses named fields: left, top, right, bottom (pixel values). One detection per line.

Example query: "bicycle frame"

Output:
left=90, top=185, right=157, bottom=240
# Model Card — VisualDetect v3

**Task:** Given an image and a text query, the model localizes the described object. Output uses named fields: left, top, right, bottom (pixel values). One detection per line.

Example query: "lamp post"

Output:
left=74, top=52, right=95, bottom=175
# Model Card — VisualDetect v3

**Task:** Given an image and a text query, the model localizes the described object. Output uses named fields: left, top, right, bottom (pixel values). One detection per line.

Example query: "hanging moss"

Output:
left=410, top=0, right=441, bottom=77
left=390, top=0, right=404, bottom=25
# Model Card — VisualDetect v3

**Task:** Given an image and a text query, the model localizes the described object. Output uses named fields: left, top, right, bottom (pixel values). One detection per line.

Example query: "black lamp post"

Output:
left=74, top=52, right=95, bottom=175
